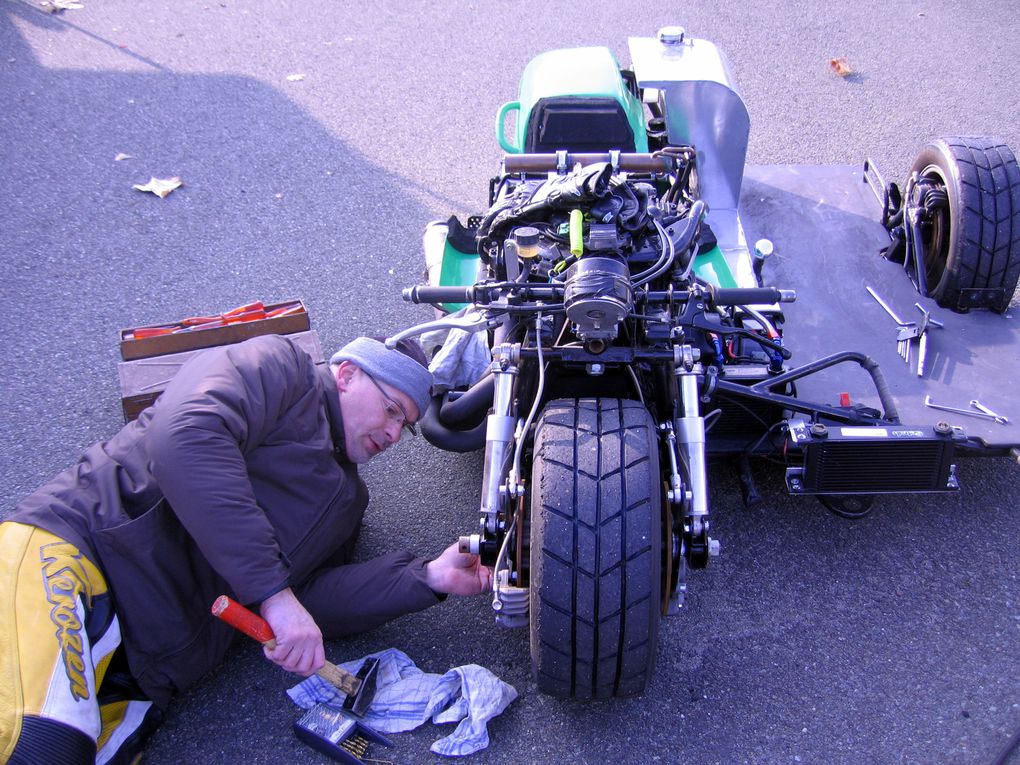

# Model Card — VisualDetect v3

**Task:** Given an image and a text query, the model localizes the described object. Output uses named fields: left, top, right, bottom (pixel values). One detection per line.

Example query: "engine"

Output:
left=476, top=158, right=708, bottom=349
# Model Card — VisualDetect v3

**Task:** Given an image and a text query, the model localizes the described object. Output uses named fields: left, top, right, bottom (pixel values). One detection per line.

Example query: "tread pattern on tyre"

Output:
left=916, top=136, right=1020, bottom=310
left=529, top=398, right=661, bottom=699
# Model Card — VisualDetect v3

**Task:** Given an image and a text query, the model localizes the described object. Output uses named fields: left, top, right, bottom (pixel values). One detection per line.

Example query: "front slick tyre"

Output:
left=529, top=398, right=662, bottom=699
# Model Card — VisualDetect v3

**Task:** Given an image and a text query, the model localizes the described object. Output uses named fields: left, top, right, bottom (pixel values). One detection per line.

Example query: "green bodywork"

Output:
left=692, top=246, right=738, bottom=288
left=496, top=46, right=648, bottom=154
left=436, top=235, right=477, bottom=312
left=434, top=47, right=665, bottom=300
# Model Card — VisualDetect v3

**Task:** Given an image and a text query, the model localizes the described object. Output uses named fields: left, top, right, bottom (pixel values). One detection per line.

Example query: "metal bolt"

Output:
left=810, top=422, right=828, bottom=438
left=934, top=420, right=952, bottom=436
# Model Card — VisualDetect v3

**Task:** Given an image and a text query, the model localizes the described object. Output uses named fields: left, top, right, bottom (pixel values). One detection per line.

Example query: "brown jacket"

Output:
left=11, top=334, right=440, bottom=708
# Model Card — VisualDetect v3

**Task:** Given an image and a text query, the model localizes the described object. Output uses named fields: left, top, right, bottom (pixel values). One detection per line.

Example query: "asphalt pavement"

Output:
left=2, top=2, right=1019, bottom=764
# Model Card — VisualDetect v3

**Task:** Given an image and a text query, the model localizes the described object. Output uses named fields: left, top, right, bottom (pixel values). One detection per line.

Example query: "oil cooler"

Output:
left=784, top=419, right=960, bottom=495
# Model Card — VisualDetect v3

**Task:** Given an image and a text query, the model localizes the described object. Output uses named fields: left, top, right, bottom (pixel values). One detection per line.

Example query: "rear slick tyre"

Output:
left=529, top=398, right=662, bottom=699
left=909, top=136, right=1020, bottom=312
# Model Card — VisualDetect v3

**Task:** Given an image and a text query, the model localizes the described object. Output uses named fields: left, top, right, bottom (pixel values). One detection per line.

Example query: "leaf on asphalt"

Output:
left=115, top=153, right=133, bottom=161
left=133, top=177, right=183, bottom=199
left=286, top=73, right=306, bottom=82
left=829, top=57, right=853, bottom=77
left=39, top=0, right=84, bottom=12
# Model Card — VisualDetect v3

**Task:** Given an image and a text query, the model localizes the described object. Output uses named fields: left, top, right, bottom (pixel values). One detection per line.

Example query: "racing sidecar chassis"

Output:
left=739, top=163, right=1019, bottom=465
left=392, top=27, right=1019, bottom=700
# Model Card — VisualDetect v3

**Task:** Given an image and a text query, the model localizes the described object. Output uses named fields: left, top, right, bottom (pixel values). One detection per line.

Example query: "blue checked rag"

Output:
left=287, top=648, right=517, bottom=757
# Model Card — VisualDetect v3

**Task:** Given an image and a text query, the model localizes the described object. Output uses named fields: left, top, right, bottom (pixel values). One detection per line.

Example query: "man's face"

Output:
left=334, top=362, right=420, bottom=463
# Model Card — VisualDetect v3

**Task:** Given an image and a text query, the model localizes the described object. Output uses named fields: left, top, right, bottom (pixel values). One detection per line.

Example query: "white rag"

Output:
left=422, top=308, right=491, bottom=394
left=287, top=648, right=517, bottom=757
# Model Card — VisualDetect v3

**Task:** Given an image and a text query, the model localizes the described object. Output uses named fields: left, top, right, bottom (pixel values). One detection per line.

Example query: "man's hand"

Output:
left=425, top=541, right=494, bottom=596
left=259, top=587, right=325, bottom=676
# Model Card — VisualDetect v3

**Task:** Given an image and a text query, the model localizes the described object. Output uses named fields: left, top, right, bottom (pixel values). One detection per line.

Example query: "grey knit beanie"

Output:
left=330, top=337, right=433, bottom=419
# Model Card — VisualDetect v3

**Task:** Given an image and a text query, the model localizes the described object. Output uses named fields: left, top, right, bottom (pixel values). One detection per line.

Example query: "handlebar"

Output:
left=708, top=287, right=796, bottom=306
left=403, top=285, right=477, bottom=304
left=405, top=283, right=796, bottom=308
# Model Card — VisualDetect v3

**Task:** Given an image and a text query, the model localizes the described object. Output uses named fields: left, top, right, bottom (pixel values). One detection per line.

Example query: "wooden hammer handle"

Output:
left=211, top=595, right=360, bottom=695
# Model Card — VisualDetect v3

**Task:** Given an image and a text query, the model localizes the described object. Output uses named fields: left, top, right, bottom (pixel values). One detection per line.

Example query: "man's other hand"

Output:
left=259, top=587, right=325, bottom=676
left=425, top=541, right=494, bottom=596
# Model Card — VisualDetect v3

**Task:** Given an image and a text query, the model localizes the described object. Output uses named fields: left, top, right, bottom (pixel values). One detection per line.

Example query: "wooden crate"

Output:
left=119, top=299, right=310, bottom=361
left=118, top=329, right=324, bottom=422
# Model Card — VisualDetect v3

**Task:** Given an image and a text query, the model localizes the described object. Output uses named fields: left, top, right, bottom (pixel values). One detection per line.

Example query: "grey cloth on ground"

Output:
left=330, top=337, right=433, bottom=418
left=287, top=648, right=517, bottom=757
left=424, top=310, right=491, bottom=394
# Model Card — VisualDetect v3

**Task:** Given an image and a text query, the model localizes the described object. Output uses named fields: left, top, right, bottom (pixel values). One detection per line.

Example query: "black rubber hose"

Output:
left=859, top=355, right=899, bottom=422
left=439, top=374, right=495, bottom=428
left=420, top=395, right=487, bottom=452
left=631, top=203, right=703, bottom=288
left=751, top=351, right=899, bottom=423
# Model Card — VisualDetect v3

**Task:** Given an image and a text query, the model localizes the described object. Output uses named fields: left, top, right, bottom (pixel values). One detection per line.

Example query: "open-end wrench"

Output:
left=970, top=399, right=1009, bottom=424
left=924, top=395, right=1007, bottom=424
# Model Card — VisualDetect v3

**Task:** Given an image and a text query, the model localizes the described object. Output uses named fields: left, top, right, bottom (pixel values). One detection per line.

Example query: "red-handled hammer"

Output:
left=211, top=595, right=379, bottom=716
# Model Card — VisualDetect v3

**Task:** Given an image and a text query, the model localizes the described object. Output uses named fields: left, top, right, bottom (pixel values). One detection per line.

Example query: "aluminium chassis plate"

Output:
left=738, top=164, right=1019, bottom=453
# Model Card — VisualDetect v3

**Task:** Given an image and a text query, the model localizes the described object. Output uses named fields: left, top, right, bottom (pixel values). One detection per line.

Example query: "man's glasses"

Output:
left=363, top=371, right=417, bottom=437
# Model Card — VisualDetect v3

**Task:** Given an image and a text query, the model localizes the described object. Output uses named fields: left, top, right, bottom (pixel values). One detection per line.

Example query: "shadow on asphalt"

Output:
left=1, top=6, right=448, bottom=761
left=1, top=2, right=435, bottom=497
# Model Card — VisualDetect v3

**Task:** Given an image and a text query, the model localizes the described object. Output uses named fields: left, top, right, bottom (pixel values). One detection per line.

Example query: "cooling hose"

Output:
left=753, top=351, right=899, bottom=423
left=439, top=374, right=495, bottom=428
left=420, top=395, right=487, bottom=452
